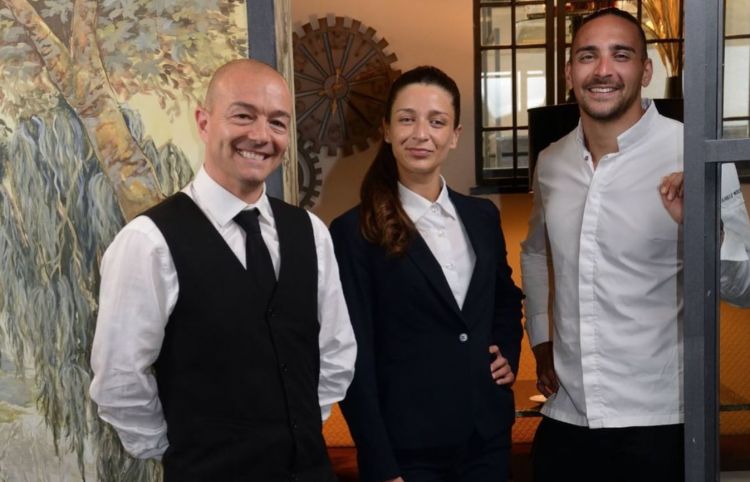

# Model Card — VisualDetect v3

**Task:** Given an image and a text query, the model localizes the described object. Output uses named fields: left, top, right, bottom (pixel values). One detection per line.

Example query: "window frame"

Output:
left=473, top=0, right=554, bottom=193
left=722, top=0, right=750, bottom=181
left=473, top=0, right=686, bottom=192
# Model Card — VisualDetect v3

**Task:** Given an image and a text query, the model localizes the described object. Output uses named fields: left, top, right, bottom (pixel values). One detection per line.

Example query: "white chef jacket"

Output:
left=521, top=100, right=684, bottom=428
left=720, top=163, right=750, bottom=307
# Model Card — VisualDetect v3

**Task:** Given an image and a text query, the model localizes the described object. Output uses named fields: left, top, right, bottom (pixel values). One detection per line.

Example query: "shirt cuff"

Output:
left=114, top=424, right=169, bottom=460
left=721, top=231, right=750, bottom=262
left=525, top=313, right=551, bottom=347
left=320, top=403, right=333, bottom=422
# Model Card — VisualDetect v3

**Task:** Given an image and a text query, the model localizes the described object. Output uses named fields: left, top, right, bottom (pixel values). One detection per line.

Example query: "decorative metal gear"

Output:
left=293, top=17, right=400, bottom=156
left=297, top=140, right=323, bottom=209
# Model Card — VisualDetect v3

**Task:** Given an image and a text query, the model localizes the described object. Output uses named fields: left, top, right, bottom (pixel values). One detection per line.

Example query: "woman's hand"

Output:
left=489, top=345, right=515, bottom=385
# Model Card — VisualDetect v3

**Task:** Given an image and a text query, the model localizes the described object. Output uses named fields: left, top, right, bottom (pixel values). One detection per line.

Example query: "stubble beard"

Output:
left=578, top=84, right=641, bottom=123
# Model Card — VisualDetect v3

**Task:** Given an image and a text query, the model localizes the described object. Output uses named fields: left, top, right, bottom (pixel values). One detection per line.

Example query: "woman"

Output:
left=330, top=66, right=523, bottom=482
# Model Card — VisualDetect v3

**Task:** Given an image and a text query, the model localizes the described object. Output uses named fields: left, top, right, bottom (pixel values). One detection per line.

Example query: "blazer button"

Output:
left=459, top=333, right=468, bottom=342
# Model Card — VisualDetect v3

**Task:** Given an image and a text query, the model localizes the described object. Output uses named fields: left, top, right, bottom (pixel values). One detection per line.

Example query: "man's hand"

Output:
left=532, top=341, right=558, bottom=397
left=385, top=478, right=405, bottom=482
left=659, top=172, right=684, bottom=224
left=489, top=345, right=515, bottom=385
left=659, top=170, right=725, bottom=242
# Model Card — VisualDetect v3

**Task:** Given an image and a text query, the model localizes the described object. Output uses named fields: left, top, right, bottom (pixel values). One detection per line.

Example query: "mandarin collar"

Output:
left=574, top=99, right=656, bottom=154
left=616, top=99, right=656, bottom=151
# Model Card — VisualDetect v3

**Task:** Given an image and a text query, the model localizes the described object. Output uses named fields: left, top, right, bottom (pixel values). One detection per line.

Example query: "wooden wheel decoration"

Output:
left=297, top=141, right=322, bottom=209
left=293, top=17, right=400, bottom=156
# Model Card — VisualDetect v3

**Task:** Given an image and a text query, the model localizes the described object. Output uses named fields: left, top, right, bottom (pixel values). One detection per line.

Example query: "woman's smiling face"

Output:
left=384, top=83, right=461, bottom=183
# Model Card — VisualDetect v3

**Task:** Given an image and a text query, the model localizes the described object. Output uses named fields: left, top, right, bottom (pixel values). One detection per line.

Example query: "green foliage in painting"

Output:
left=0, top=0, right=246, bottom=119
left=0, top=0, right=248, bottom=480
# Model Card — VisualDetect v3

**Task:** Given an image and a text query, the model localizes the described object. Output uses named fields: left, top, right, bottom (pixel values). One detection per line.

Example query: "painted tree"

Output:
left=0, top=0, right=246, bottom=480
left=1, top=0, right=246, bottom=220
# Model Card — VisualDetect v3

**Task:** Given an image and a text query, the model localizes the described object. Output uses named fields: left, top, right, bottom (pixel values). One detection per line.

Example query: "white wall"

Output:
left=292, top=0, right=476, bottom=223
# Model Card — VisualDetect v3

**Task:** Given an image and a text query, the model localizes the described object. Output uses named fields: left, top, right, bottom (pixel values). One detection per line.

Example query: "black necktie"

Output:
left=234, top=209, right=277, bottom=303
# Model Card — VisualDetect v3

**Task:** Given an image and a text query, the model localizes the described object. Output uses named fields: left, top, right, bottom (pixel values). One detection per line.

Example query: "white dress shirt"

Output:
left=89, top=167, right=357, bottom=459
left=398, top=179, right=476, bottom=308
left=720, top=163, right=750, bottom=307
left=521, top=100, right=684, bottom=428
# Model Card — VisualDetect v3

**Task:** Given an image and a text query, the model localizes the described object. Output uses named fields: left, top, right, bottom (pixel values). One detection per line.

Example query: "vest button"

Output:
left=281, top=363, right=288, bottom=372
left=458, top=333, right=468, bottom=342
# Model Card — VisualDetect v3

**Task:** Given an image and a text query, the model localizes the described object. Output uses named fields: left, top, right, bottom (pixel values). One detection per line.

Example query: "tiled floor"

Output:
left=330, top=448, right=750, bottom=482
left=723, top=472, right=750, bottom=481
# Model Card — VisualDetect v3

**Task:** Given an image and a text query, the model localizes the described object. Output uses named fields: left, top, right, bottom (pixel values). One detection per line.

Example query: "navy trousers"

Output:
left=393, top=430, right=511, bottom=482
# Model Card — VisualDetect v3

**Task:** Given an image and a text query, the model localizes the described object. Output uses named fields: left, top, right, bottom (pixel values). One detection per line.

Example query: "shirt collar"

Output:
left=616, top=98, right=655, bottom=151
left=192, top=166, right=274, bottom=227
left=574, top=98, right=656, bottom=153
left=398, top=177, right=457, bottom=222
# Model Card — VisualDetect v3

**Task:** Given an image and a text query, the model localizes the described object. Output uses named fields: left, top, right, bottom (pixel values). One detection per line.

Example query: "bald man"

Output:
left=90, top=59, right=356, bottom=481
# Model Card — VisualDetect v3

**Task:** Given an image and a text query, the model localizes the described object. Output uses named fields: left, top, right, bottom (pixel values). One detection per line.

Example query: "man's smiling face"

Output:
left=196, top=61, right=292, bottom=203
left=566, top=13, right=653, bottom=124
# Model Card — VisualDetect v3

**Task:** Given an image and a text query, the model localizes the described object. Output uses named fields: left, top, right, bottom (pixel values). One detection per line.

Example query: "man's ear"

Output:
left=195, top=106, right=210, bottom=141
left=641, top=58, right=654, bottom=88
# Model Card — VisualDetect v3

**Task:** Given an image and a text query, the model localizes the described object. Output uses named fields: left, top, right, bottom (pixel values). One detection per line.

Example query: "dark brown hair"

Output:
left=359, top=66, right=460, bottom=256
left=576, top=7, right=648, bottom=60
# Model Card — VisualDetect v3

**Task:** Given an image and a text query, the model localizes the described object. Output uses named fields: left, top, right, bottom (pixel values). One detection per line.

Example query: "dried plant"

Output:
left=642, top=0, right=683, bottom=77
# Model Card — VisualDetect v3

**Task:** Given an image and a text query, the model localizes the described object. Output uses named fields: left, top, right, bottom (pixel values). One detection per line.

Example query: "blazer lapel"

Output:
left=406, top=232, right=463, bottom=318
left=449, top=190, right=490, bottom=322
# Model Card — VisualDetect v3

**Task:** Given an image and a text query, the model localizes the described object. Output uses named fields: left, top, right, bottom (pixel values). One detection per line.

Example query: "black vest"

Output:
left=145, top=193, right=334, bottom=482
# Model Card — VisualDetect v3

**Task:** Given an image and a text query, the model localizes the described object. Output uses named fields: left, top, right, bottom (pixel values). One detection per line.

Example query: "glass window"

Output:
left=480, top=7, right=513, bottom=46
left=482, top=130, right=514, bottom=170
left=516, top=128, right=530, bottom=169
left=475, top=0, right=686, bottom=191
left=516, top=5, right=547, bottom=45
left=516, top=49, right=547, bottom=126
left=475, top=0, right=548, bottom=191
left=481, top=50, right=513, bottom=128
left=725, top=0, right=750, bottom=36
left=723, top=120, right=750, bottom=139
left=723, top=1, right=750, bottom=141
left=724, top=39, right=750, bottom=119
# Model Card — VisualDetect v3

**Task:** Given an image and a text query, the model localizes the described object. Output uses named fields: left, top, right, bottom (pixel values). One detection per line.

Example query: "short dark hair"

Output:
left=575, top=7, right=648, bottom=60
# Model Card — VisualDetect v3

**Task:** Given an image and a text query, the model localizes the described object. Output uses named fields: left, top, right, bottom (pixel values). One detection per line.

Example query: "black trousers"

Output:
left=393, top=430, right=511, bottom=482
left=532, top=416, right=684, bottom=482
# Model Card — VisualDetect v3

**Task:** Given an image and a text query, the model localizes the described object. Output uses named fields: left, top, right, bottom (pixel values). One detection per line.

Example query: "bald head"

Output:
left=203, top=59, right=289, bottom=111
left=194, top=58, right=292, bottom=203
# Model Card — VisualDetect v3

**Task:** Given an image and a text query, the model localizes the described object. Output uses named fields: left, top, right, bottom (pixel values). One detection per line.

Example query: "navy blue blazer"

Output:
left=330, top=189, right=523, bottom=482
